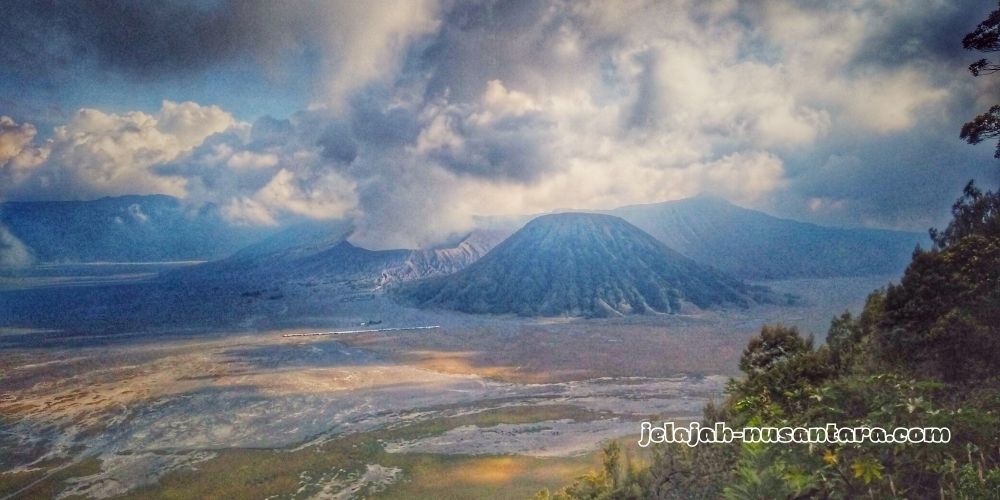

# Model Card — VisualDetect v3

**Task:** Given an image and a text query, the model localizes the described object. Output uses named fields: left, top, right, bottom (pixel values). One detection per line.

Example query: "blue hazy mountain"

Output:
left=605, top=195, right=925, bottom=279
left=1, top=194, right=924, bottom=282
left=0, top=195, right=275, bottom=263
left=167, top=222, right=505, bottom=292
left=400, top=213, right=784, bottom=317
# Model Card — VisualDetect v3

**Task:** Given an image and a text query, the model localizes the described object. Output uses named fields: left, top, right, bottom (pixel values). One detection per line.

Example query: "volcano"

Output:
left=400, top=212, right=782, bottom=317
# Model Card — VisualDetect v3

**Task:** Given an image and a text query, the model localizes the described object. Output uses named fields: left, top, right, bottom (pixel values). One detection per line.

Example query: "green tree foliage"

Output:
left=542, top=185, right=1000, bottom=499
left=960, top=106, right=1000, bottom=158
left=880, top=182, right=1000, bottom=383
left=735, top=325, right=837, bottom=415
left=738, top=325, right=812, bottom=375
left=962, top=2, right=1000, bottom=157
left=963, top=3, right=1000, bottom=75
left=930, top=181, right=1000, bottom=249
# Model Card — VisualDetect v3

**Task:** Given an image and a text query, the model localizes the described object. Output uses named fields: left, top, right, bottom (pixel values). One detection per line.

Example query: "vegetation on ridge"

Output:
left=537, top=183, right=1000, bottom=499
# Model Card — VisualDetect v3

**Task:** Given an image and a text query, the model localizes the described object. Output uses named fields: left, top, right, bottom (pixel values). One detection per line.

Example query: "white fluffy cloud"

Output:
left=0, top=116, right=38, bottom=163
left=0, top=101, right=360, bottom=228
left=1, top=101, right=237, bottom=200
left=223, top=168, right=358, bottom=225
left=0, top=116, right=48, bottom=187
left=176, top=111, right=362, bottom=226
left=755, top=1, right=949, bottom=133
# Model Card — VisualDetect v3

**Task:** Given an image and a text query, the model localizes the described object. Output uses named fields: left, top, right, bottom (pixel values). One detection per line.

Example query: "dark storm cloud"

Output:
left=317, top=121, right=358, bottom=165
left=754, top=0, right=1000, bottom=230
left=627, top=50, right=660, bottom=129
left=416, top=0, right=580, bottom=102
left=249, top=117, right=295, bottom=147
left=850, top=0, right=997, bottom=71
left=348, top=90, right=422, bottom=147
left=777, top=124, right=997, bottom=231
left=0, top=0, right=311, bottom=80
left=428, top=112, right=557, bottom=182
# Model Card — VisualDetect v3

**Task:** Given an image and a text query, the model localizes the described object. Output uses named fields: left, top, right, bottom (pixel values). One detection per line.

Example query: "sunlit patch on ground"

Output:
left=0, top=277, right=886, bottom=498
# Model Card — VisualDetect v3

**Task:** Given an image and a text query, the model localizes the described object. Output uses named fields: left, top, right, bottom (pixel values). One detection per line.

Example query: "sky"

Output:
left=1, top=0, right=999, bottom=249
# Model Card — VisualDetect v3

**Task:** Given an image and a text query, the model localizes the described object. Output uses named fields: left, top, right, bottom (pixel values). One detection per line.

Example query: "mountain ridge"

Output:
left=399, top=212, right=784, bottom=317
left=605, top=196, right=924, bottom=279
left=166, top=226, right=503, bottom=293
left=2, top=194, right=924, bottom=282
left=0, top=195, right=275, bottom=263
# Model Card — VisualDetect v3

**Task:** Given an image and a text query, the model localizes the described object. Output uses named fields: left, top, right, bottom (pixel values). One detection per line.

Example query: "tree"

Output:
left=961, top=3, right=1000, bottom=157
left=928, top=180, right=1000, bottom=249
left=738, top=325, right=811, bottom=376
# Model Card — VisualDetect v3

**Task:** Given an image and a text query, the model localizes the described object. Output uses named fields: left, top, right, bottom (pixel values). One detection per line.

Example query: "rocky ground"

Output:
left=0, top=275, right=889, bottom=498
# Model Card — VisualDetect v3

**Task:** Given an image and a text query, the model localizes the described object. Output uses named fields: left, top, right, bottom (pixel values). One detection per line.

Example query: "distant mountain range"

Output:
left=399, top=213, right=785, bottom=317
left=605, top=195, right=925, bottom=279
left=167, top=221, right=507, bottom=293
left=0, top=195, right=274, bottom=264
left=470, top=196, right=925, bottom=280
left=1, top=194, right=924, bottom=283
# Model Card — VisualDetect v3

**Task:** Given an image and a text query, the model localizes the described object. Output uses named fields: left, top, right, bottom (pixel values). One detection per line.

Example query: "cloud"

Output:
left=2, top=1, right=246, bottom=79
left=0, top=116, right=37, bottom=162
left=0, top=0, right=441, bottom=112
left=411, top=81, right=557, bottom=182
left=0, top=101, right=236, bottom=200
left=316, top=121, right=358, bottom=165
left=317, top=0, right=441, bottom=110
left=127, top=203, right=149, bottom=223
left=352, top=0, right=980, bottom=243
left=748, top=1, right=954, bottom=134
left=166, top=109, right=361, bottom=226
left=0, top=224, right=34, bottom=267
left=0, top=116, right=47, bottom=186
left=226, top=151, right=280, bottom=170
left=2, top=0, right=996, bottom=248
left=0, top=0, right=325, bottom=81
left=223, top=168, right=357, bottom=225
